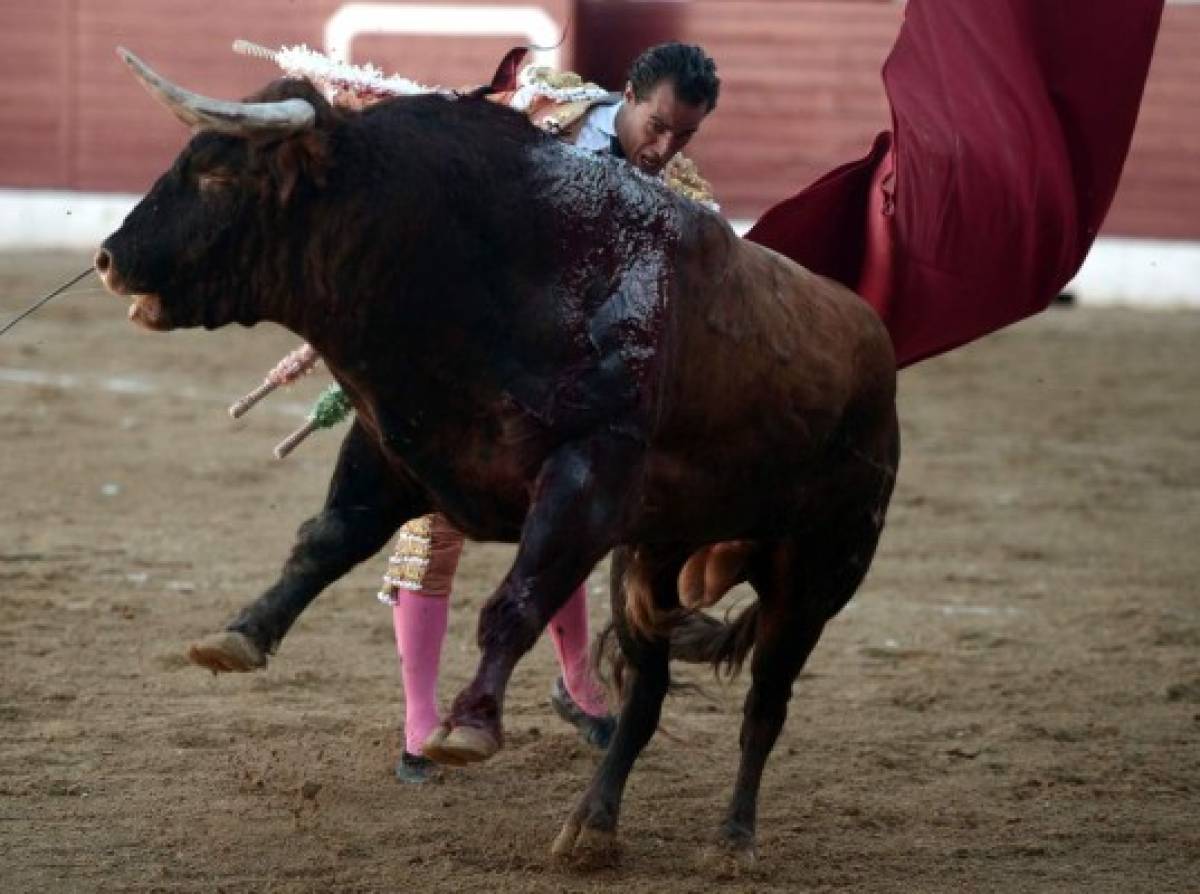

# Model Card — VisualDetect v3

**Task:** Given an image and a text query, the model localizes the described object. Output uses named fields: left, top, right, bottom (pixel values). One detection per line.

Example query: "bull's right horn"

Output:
left=117, top=47, right=316, bottom=136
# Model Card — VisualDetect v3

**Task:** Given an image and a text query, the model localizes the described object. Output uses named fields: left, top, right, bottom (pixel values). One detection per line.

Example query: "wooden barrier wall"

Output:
left=1, top=1, right=1196, bottom=237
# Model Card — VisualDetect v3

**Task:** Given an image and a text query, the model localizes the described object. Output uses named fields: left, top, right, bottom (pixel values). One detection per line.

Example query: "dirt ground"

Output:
left=1, top=250, right=1197, bottom=893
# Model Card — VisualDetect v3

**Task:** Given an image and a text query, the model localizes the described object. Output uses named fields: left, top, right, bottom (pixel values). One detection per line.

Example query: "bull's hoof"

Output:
left=697, top=838, right=759, bottom=879
left=551, top=817, right=621, bottom=869
left=186, top=631, right=267, bottom=674
left=421, top=724, right=499, bottom=766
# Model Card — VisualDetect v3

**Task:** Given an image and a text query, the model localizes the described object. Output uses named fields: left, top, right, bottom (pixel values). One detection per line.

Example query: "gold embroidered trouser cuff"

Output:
left=377, top=513, right=465, bottom=604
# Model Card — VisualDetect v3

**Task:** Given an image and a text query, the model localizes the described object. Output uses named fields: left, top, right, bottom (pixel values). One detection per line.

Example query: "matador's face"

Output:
left=616, top=80, right=709, bottom=177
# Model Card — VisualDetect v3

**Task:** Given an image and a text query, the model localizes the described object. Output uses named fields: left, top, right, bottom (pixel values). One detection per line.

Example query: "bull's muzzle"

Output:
left=93, top=246, right=118, bottom=292
left=94, top=244, right=168, bottom=331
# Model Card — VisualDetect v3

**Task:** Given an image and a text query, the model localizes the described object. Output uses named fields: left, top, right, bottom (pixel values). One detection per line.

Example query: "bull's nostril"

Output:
left=94, top=248, right=112, bottom=275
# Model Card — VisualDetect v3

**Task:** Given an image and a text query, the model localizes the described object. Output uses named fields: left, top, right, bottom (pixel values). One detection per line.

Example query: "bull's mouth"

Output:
left=126, top=293, right=170, bottom=331
left=96, top=257, right=171, bottom=331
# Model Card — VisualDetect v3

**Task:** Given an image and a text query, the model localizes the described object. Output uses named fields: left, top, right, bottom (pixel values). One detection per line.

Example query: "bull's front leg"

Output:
left=188, top=419, right=425, bottom=672
left=552, top=544, right=678, bottom=867
left=422, top=436, right=639, bottom=765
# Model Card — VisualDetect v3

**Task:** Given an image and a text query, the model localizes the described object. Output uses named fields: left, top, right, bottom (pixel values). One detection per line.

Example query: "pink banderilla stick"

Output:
left=228, top=343, right=319, bottom=419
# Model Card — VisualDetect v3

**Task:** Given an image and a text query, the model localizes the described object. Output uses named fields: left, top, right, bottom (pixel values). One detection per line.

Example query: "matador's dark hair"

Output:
left=627, top=42, right=720, bottom=113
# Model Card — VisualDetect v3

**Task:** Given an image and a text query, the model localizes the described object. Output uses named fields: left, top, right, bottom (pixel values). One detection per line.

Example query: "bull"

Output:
left=97, top=50, right=899, bottom=865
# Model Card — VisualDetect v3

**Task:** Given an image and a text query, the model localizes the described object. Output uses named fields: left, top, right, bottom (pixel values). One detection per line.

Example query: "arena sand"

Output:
left=1, top=251, right=1197, bottom=892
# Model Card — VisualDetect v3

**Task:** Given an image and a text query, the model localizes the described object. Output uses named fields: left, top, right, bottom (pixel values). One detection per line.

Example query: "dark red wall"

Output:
left=1, top=0, right=1196, bottom=237
left=0, top=0, right=571, bottom=192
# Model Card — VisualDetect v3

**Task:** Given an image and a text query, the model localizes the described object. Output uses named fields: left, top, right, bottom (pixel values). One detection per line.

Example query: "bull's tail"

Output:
left=594, top=603, right=761, bottom=704
left=668, top=606, right=760, bottom=675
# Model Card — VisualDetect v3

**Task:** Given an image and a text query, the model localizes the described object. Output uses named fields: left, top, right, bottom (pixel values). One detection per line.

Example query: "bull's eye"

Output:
left=197, top=173, right=233, bottom=197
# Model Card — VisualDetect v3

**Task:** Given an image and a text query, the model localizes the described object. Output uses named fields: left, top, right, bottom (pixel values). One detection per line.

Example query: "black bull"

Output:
left=98, top=54, right=899, bottom=864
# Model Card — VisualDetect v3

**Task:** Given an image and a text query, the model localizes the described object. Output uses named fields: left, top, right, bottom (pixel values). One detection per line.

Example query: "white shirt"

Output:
left=573, top=100, right=622, bottom=154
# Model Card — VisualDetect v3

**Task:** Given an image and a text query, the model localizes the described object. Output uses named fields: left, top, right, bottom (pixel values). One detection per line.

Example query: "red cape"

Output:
left=746, top=0, right=1165, bottom=368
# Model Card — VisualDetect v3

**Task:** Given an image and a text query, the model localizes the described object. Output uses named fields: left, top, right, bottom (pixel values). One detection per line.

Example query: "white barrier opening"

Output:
left=324, top=3, right=562, bottom=69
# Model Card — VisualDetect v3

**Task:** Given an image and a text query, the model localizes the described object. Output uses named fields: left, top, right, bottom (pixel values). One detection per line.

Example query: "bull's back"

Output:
left=626, top=215, right=894, bottom=539
left=652, top=214, right=894, bottom=450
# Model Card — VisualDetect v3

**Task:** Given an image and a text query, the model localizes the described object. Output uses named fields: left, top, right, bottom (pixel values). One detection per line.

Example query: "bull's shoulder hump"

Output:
left=739, top=240, right=860, bottom=303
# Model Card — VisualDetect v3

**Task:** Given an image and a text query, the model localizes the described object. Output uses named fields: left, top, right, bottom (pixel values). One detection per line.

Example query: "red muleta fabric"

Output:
left=746, top=0, right=1165, bottom=368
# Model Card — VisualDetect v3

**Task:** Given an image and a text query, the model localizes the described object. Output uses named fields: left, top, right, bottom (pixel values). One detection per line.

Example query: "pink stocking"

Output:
left=547, top=582, right=609, bottom=718
left=392, top=591, right=449, bottom=756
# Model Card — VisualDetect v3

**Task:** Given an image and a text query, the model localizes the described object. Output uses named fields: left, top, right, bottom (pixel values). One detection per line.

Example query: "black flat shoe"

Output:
left=394, top=750, right=441, bottom=784
left=550, top=676, right=616, bottom=750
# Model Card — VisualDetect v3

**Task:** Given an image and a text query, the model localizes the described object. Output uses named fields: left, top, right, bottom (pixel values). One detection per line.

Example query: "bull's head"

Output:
left=96, top=49, right=334, bottom=330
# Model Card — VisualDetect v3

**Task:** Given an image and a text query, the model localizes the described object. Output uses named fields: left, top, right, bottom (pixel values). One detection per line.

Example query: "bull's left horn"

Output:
left=117, top=47, right=316, bottom=136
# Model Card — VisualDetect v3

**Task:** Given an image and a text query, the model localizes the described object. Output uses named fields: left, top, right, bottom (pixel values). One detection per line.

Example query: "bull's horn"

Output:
left=117, top=47, right=316, bottom=135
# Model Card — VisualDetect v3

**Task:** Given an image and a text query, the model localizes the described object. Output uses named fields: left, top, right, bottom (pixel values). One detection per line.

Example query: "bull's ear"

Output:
left=488, top=47, right=530, bottom=93
left=267, top=130, right=330, bottom=206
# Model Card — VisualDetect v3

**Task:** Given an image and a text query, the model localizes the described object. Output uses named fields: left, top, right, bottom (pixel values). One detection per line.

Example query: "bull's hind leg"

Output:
left=708, top=501, right=892, bottom=870
left=553, top=544, right=681, bottom=867
left=703, top=552, right=825, bottom=872
left=188, top=420, right=423, bottom=672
